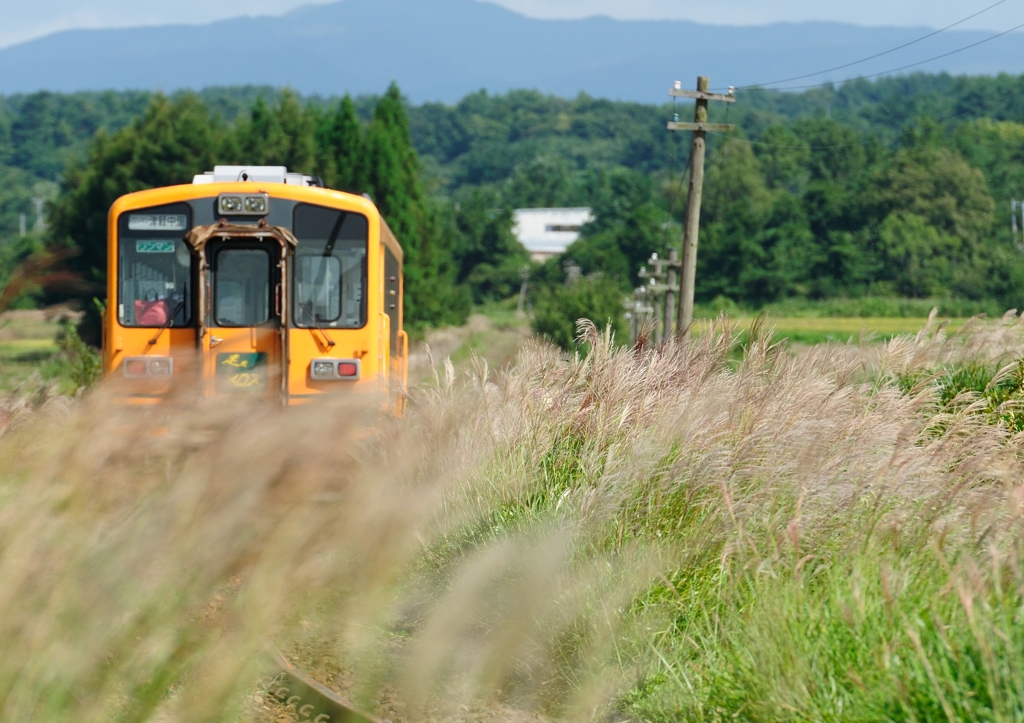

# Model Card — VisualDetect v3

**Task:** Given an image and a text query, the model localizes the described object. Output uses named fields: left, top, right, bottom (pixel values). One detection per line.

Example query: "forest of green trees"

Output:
left=2, top=72, right=1024, bottom=345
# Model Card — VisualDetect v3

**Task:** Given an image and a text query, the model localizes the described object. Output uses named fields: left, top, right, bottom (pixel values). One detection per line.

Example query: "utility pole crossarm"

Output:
left=667, top=122, right=735, bottom=133
left=669, top=88, right=737, bottom=103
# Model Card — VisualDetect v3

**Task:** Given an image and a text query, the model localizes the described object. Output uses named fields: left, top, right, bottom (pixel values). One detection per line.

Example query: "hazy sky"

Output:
left=0, top=0, right=1018, bottom=49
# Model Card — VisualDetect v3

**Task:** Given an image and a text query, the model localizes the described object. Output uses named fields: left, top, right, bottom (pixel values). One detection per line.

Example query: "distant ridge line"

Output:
left=0, top=0, right=1021, bottom=103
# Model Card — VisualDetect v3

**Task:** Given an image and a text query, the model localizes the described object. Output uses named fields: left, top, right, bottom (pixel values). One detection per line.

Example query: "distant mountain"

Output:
left=0, top=0, right=1021, bottom=103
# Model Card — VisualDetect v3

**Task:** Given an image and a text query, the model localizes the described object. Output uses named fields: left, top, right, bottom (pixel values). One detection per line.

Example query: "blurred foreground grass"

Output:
left=2, top=314, right=1024, bottom=721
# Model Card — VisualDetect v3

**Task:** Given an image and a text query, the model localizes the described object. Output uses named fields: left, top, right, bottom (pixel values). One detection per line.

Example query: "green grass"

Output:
left=449, top=306, right=531, bottom=370
left=426, top=318, right=1024, bottom=721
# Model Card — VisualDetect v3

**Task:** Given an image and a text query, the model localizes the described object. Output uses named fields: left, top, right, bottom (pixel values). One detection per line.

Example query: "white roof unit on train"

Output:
left=513, top=207, right=594, bottom=262
left=192, top=165, right=320, bottom=186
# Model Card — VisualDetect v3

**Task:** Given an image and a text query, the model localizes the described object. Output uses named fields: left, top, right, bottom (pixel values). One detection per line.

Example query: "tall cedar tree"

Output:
left=315, top=96, right=365, bottom=193
left=365, top=83, right=468, bottom=329
left=52, top=94, right=220, bottom=343
left=230, top=91, right=315, bottom=172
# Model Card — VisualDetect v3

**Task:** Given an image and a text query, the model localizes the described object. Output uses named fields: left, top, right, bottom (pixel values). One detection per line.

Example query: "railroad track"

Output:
left=264, top=647, right=386, bottom=723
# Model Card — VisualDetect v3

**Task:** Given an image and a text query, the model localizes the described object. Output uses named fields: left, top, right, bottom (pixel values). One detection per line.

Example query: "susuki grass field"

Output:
left=2, top=313, right=1024, bottom=721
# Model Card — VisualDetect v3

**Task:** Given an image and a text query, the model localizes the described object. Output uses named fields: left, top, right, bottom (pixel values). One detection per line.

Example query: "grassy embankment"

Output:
left=2, top=311, right=1024, bottom=721
left=0, top=310, right=60, bottom=391
left=0, top=308, right=99, bottom=397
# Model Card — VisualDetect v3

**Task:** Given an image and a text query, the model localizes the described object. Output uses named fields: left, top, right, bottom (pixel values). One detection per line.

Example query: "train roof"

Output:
left=193, top=165, right=322, bottom=187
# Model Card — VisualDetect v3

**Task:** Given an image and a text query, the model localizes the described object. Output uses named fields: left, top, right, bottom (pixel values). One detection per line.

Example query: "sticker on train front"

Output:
left=217, top=352, right=267, bottom=392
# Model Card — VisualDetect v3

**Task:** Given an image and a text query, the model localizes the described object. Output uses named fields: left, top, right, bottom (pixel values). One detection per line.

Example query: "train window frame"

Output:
left=212, top=246, right=275, bottom=328
left=116, top=203, right=194, bottom=329
left=292, top=204, right=369, bottom=331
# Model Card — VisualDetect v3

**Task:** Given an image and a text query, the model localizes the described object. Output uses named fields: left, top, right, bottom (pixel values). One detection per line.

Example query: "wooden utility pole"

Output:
left=664, top=247, right=678, bottom=337
left=668, top=77, right=735, bottom=338
left=637, top=252, right=680, bottom=345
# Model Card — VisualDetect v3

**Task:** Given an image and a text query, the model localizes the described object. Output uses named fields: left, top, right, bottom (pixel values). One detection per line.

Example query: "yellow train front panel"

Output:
left=102, top=167, right=405, bottom=405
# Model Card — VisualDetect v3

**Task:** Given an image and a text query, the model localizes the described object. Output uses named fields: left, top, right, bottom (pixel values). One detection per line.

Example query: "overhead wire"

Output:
left=693, top=13, right=1024, bottom=153
left=764, top=19, right=1024, bottom=92
left=667, top=3, right=1024, bottom=209
left=667, top=97, right=679, bottom=216
left=659, top=3, right=1023, bottom=294
left=666, top=98, right=689, bottom=217
left=704, top=71, right=1024, bottom=152
left=728, top=0, right=1012, bottom=91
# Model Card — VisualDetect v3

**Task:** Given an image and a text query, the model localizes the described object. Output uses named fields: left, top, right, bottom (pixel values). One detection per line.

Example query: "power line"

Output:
left=765, top=19, right=1024, bottom=93
left=664, top=8, right=1024, bottom=189
left=704, top=73, right=1024, bottom=152
left=731, top=0, right=1012, bottom=91
left=707, top=131, right=867, bottom=151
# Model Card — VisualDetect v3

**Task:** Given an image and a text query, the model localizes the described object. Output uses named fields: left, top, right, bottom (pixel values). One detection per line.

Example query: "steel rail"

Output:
left=264, top=646, right=387, bottom=723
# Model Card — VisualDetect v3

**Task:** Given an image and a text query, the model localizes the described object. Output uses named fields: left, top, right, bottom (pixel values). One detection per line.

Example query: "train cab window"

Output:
left=293, top=204, right=368, bottom=329
left=117, top=205, right=192, bottom=328
left=214, top=248, right=272, bottom=327
left=296, top=256, right=342, bottom=322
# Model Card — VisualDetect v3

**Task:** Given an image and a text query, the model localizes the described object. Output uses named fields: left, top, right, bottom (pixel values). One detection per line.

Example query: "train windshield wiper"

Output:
left=149, top=286, right=186, bottom=346
left=301, top=301, right=335, bottom=347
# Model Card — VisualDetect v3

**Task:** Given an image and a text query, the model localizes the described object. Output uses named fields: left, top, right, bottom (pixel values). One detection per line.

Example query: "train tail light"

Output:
left=124, top=357, right=174, bottom=378
left=310, top=359, right=361, bottom=381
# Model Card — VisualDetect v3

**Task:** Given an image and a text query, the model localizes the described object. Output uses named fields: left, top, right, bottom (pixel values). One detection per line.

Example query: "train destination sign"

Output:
left=128, top=214, right=188, bottom=232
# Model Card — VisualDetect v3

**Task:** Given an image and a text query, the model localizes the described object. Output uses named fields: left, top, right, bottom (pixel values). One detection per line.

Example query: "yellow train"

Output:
left=102, top=166, right=407, bottom=404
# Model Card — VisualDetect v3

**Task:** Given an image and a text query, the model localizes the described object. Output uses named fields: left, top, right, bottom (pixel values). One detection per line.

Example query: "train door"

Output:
left=202, top=237, right=283, bottom=399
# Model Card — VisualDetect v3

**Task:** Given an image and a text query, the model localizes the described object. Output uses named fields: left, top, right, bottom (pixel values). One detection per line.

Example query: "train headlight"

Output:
left=219, top=193, right=269, bottom=216
left=244, top=195, right=267, bottom=213
left=219, top=195, right=243, bottom=213
left=310, top=359, right=361, bottom=381
left=312, top=361, right=335, bottom=377
left=149, top=358, right=173, bottom=376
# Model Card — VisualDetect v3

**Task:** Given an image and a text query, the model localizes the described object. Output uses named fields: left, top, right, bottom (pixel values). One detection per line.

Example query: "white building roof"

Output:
left=513, top=208, right=594, bottom=257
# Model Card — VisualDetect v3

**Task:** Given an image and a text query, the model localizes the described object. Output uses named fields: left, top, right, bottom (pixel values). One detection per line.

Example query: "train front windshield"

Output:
left=214, top=248, right=272, bottom=327
left=115, top=202, right=369, bottom=332
left=293, top=204, right=368, bottom=329
left=117, top=206, right=192, bottom=328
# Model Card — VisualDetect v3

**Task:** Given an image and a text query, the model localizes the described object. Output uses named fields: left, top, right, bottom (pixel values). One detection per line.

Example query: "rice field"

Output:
left=0, top=310, right=61, bottom=391
left=694, top=315, right=969, bottom=345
